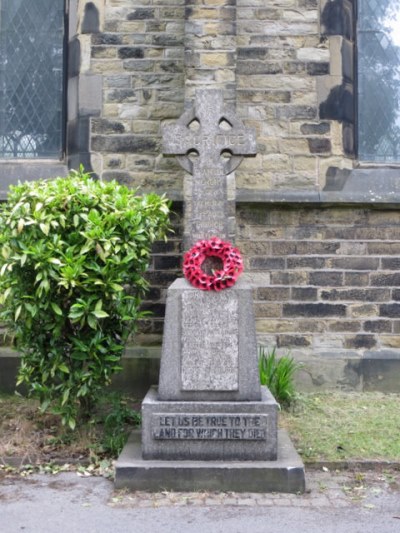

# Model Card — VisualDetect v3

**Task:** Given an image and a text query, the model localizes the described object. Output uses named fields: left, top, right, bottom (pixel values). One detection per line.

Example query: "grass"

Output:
left=280, top=391, right=400, bottom=463
left=1, top=391, right=400, bottom=467
left=258, top=345, right=302, bottom=406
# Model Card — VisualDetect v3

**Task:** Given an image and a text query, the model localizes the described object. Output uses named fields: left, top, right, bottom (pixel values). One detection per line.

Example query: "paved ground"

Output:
left=1, top=467, right=399, bottom=532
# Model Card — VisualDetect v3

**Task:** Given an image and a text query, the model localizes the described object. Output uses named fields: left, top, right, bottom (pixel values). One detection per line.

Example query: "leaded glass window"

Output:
left=0, top=0, right=65, bottom=159
left=358, top=0, right=400, bottom=162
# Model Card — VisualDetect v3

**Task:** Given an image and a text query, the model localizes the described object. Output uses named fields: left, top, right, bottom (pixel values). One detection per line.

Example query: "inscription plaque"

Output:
left=152, top=413, right=268, bottom=441
left=181, top=290, right=239, bottom=391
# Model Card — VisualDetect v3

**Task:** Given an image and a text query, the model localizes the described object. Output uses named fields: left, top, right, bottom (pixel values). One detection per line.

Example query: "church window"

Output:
left=357, top=0, right=400, bottom=162
left=0, top=0, right=66, bottom=159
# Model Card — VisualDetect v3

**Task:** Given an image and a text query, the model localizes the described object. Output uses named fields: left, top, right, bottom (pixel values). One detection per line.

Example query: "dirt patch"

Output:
left=0, top=396, right=90, bottom=464
left=0, top=393, right=140, bottom=467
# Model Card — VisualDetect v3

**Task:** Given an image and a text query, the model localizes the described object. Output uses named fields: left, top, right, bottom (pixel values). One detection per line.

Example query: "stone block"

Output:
left=158, top=278, right=261, bottom=402
left=104, top=155, right=125, bottom=169
left=257, top=287, right=291, bottom=301
left=320, top=288, right=389, bottom=302
left=127, top=8, right=155, bottom=20
left=256, top=319, right=294, bottom=334
left=380, top=304, right=400, bottom=318
left=300, top=122, right=331, bottom=135
left=307, top=138, right=331, bottom=154
left=91, top=46, right=117, bottom=59
left=308, top=271, right=343, bottom=286
left=291, top=287, right=318, bottom=301
left=200, top=52, right=235, bottom=68
left=307, top=62, right=330, bottom=76
left=250, top=257, right=285, bottom=270
left=371, top=273, right=400, bottom=287
left=287, top=257, right=326, bottom=269
left=276, top=105, right=318, bottom=121
left=118, top=21, right=147, bottom=33
left=91, top=59, right=124, bottom=74
left=349, top=304, right=379, bottom=318
left=344, top=334, right=376, bottom=350
left=328, top=320, right=361, bottom=332
left=283, top=303, right=346, bottom=318
left=295, top=357, right=362, bottom=391
left=118, top=47, right=144, bottom=61
left=327, top=257, right=379, bottom=271
left=382, top=258, right=400, bottom=270
left=362, top=356, right=400, bottom=393
left=91, top=135, right=158, bottom=153
left=296, top=47, right=330, bottom=62
left=142, top=386, right=278, bottom=461
left=253, top=303, right=282, bottom=318
left=277, top=334, right=311, bottom=348
left=292, top=156, right=317, bottom=172
left=115, top=428, right=305, bottom=493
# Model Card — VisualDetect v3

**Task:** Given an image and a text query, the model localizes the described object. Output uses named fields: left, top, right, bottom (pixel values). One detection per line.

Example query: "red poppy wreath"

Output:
left=183, top=237, right=243, bottom=291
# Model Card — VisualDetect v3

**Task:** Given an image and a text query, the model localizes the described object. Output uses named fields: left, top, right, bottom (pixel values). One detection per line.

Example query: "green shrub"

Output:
left=0, top=168, right=170, bottom=429
left=258, top=346, right=302, bottom=407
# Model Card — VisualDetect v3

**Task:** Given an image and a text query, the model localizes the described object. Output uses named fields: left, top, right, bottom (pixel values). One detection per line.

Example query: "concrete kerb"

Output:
left=2, top=455, right=400, bottom=473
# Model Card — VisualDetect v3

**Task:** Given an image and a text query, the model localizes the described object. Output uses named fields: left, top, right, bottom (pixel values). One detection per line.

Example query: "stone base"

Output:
left=141, top=386, right=278, bottom=461
left=115, top=429, right=305, bottom=494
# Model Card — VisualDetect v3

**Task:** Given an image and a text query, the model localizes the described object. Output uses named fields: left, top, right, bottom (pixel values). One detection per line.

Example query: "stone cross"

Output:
left=162, top=89, right=256, bottom=247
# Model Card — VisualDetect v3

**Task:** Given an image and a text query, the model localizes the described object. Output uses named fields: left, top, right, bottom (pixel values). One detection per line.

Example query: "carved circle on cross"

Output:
left=174, top=107, right=245, bottom=176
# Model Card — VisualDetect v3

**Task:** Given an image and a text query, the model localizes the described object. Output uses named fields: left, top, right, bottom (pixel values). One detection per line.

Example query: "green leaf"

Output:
left=1, top=246, right=10, bottom=260
left=25, top=303, right=38, bottom=317
left=88, top=314, right=97, bottom=330
left=39, top=223, right=50, bottom=235
left=17, top=219, right=25, bottom=233
left=68, top=311, right=83, bottom=320
left=110, top=283, right=124, bottom=291
left=51, top=302, right=63, bottom=316
left=15, top=305, right=22, bottom=321
left=39, top=399, right=51, bottom=413
left=58, top=363, right=70, bottom=374
left=61, top=388, right=70, bottom=406
left=2, top=287, right=12, bottom=301
left=92, top=309, right=109, bottom=319
left=95, top=243, right=106, bottom=261
left=48, top=258, right=63, bottom=266
left=70, top=351, right=87, bottom=361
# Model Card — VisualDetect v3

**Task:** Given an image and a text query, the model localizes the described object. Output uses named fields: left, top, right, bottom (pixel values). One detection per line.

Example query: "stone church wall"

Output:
left=2, top=0, right=400, bottom=392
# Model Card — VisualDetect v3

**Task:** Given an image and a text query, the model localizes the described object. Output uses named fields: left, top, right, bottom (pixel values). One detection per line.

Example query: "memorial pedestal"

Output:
left=115, top=278, right=305, bottom=493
